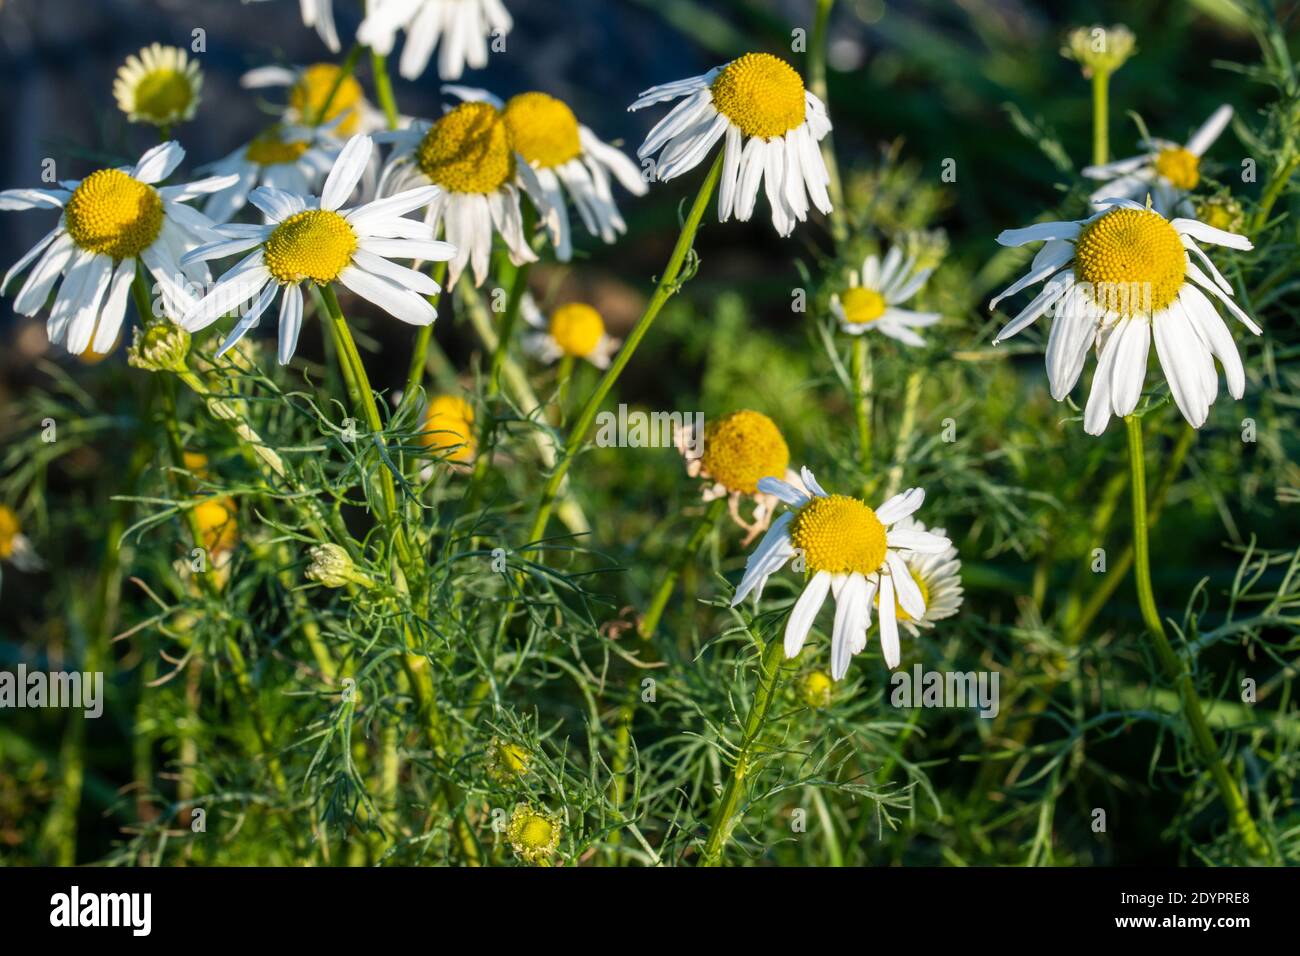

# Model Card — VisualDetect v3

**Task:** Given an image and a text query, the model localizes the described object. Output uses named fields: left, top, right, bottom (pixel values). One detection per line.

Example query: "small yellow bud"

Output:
left=799, top=671, right=834, bottom=709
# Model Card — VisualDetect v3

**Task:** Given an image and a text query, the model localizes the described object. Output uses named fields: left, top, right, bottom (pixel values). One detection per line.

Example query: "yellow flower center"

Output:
left=1073, top=207, right=1186, bottom=317
left=709, top=53, right=806, bottom=140
left=63, top=169, right=164, bottom=260
left=519, top=815, right=554, bottom=848
left=502, top=92, right=583, bottom=169
left=790, top=494, right=888, bottom=576
left=1154, top=146, right=1200, bottom=191
left=290, top=63, right=364, bottom=135
left=263, top=210, right=357, bottom=285
left=799, top=670, right=833, bottom=708
left=699, top=409, right=789, bottom=495
left=245, top=129, right=311, bottom=166
left=132, top=69, right=195, bottom=123
left=416, top=101, right=515, bottom=195
left=548, top=303, right=605, bottom=357
left=874, top=565, right=931, bottom=623
left=0, top=506, right=20, bottom=560
left=840, top=287, right=887, bottom=325
left=422, top=395, right=476, bottom=464
left=194, top=497, right=238, bottom=556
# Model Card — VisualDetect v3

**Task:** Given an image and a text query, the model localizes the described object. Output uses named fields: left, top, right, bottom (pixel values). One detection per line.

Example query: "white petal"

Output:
left=876, top=575, right=901, bottom=669
left=1186, top=104, right=1233, bottom=156
left=277, top=283, right=304, bottom=365
left=876, top=487, right=924, bottom=525
left=321, top=135, right=373, bottom=211
left=785, top=571, right=831, bottom=658
left=132, top=142, right=184, bottom=184
left=995, top=220, right=1081, bottom=247
left=886, top=552, right=925, bottom=620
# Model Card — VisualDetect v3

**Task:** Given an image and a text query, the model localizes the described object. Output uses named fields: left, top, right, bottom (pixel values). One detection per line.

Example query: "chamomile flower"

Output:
left=421, top=394, right=476, bottom=465
left=507, top=804, right=561, bottom=864
left=113, top=44, right=203, bottom=128
left=246, top=0, right=340, bottom=52
left=989, top=199, right=1259, bottom=434
left=831, top=245, right=942, bottom=346
left=358, top=0, right=513, bottom=81
left=676, top=409, right=801, bottom=545
left=522, top=299, right=619, bottom=369
left=0, top=506, right=44, bottom=574
left=200, top=125, right=340, bottom=223
left=629, top=53, right=833, bottom=236
left=0, top=142, right=236, bottom=356
left=179, top=135, right=455, bottom=364
left=376, top=101, right=535, bottom=288
left=445, top=87, right=647, bottom=259
left=732, top=468, right=951, bottom=679
left=241, top=62, right=387, bottom=137
left=1083, top=105, right=1233, bottom=215
left=876, top=517, right=963, bottom=638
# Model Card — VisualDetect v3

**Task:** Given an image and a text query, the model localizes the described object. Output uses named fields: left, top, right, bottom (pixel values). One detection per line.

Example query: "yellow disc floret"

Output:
left=876, top=564, right=930, bottom=622
left=700, top=410, right=789, bottom=495
left=548, top=303, right=605, bottom=358
left=840, top=287, right=887, bottom=325
left=789, top=494, right=888, bottom=576
left=245, top=129, right=311, bottom=166
left=1154, top=146, right=1200, bottom=191
left=0, top=505, right=21, bottom=561
left=1073, top=207, right=1186, bottom=316
left=290, top=63, right=364, bottom=135
left=63, top=169, right=164, bottom=261
left=132, top=70, right=195, bottom=123
left=507, top=805, right=561, bottom=864
left=422, top=395, right=476, bottom=464
left=263, top=210, right=357, bottom=285
left=416, top=101, right=515, bottom=195
left=503, top=92, right=583, bottom=169
left=710, top=53, right=806, bottom=140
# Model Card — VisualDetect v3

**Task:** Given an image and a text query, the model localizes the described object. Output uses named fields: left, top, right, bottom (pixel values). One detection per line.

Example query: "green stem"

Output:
left=369, top=49, right=401, bottom=131
left=521, top=151, right=724, bottom=555
left=1091, top=70, right=1111, bottom=167
left=807, top=0, right=846, bottom=242
left=1250, top=153, right=1300, bottom=235
left=401, top=259, right=450, bottom=412
left=638, top=496, right=726, bottom=639
left=699, top=636, right=789, bottom=866
left=882, top=368, right=922, bottom=499
left=851, top=334, right=872, bottom=494
left=1125, top=414, right=1272, bottom=862
left=320, top=285, right=415, bottom=570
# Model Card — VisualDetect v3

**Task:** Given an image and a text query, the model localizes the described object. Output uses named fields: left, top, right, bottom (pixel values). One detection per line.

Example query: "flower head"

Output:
left=200, top=125, right=340, bottom=223
left=1083, top=106, right=1233, bottom=215
left=180, top=135, right=455, bottom=365
left=358, top=0, right=513, bottom=81
left=873, top=517, right=963, bottom=637
left=989, top=199, right=1259, bottom=434
left=677, top=410, right=797, bottom=544
left=421, top=394, right=476, bottom=465
left=732, top=467, right=953, bottom=678
left=0, top=506, right=44, bottom=573
left=241, top=62, right=385, bottom=137
left=127, top=324, right=191, bottom=373
left=485, top=738, right=531, bottom=783
left=799, top=670, right=833, bottom=709
left=1062, top=24, right=1136, bottom=76
left=507, top=804, right=561, bottom=864
left=114, top=44, right=203, bottom=127
left=522, top=299, right=620, bottom=368
left=0, top=142, right=235, bottom=356
left=629, top=53, right=833, bottom=236
left=831, top=244, right=943, bottom=345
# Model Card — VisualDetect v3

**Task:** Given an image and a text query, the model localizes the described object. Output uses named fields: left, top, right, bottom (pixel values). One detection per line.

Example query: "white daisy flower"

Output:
left=731, top=467, right=952, bottom=679
left=241, top=62, right=388, bottom=137
left=0, top=142, right=237, bottom=356
left=358, top=0, right=513, bottom=81
left=629, top=52, right=833, bottom=237
left=1083, top=105, right=1233, bottom=216
left=201, top=125, right=340, bottom=223
left=179, top=135, right=456, bottom=365
left=445, top=86, right=647, bottom=260
left=876, top=516, right=962, bottom=638
left=989, top=198, right=1259, bottom=435
left=674, top=409, right=801, bottom=546
left=376, top=101, right=535, bottom=288
left=830, top=245, right=942, bottom=346
left=245, top=0, right=340, bottom=53
left=522, top=298, right=619, bottom=369
left=113, top=43, right=203, bottom=128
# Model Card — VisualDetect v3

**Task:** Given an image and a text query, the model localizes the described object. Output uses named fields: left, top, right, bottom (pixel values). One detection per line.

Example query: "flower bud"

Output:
left=799, top=670, right=834, bottom=709
left=1062, top=24, right=1136, bottom=76
left=127, top=323, right=190, bottom=373
left=305, top=543, right=371, bottom=589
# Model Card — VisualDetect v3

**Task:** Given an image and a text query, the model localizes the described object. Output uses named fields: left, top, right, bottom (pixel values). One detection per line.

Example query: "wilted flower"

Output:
left=485, top=738, right=531, bottom=783
left=507, top=805, right=561, bottom=864
left=1062, top=24, right=1136, bottom=76
left=128, top=324, right=191, bottom=373
left=305, top=542, right=372, bottom=589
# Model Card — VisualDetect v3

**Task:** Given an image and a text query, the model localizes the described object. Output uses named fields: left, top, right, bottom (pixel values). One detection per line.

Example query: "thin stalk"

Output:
left=1250, top=153, right=1300, bottom=235
left=851, top=335, right=872, bottom=494
left=401, top=259, right=450, bottom=412
left=369, top=50, right=401, bottom=130
left=1125, top=414, right=1272, bottom=862
left=309, top=43, right=364, bottom=127
left=638, top=496, right=726, bottom=638
left=699, top=636, right=790, bottom=866
left=882, top=368, right=922, bottom=499
left=1091, top=69, right=1111, bottom=166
